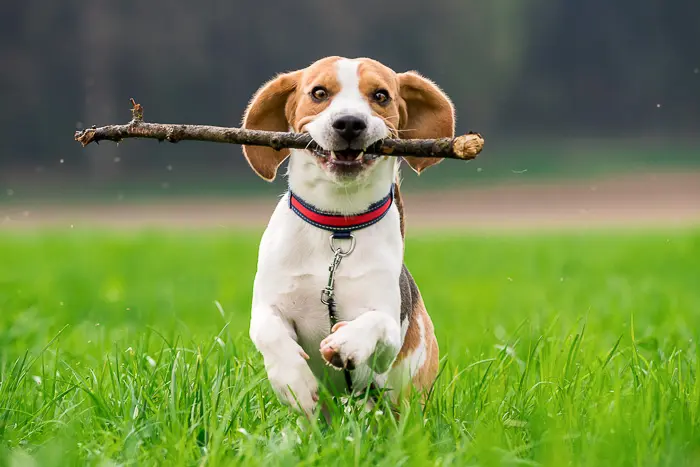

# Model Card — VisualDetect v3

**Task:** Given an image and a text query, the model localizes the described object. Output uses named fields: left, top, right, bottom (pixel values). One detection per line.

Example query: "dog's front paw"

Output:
left=267, top=358, right=318, bottom=418
left=320, top=321, right=375, bottom=370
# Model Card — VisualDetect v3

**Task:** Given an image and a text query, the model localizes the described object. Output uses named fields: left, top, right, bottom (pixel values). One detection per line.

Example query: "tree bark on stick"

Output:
left=74, top=100, right=485, bottom=161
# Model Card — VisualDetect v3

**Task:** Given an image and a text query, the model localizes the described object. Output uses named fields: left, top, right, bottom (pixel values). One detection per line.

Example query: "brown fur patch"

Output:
left=394, top=272, right=439, bottom=391
left=394, top=178, right=406, bottom=240
left=397, top=71, right=455, bottom=174
left=241, top=70, right=302, bottom=181
left=392, top=296, right=439, bottom=396
left=291, top=56, right=342, bottom=132
left=394, top=302, right=422, bottom=365
left=411, top=310, right=439, bottom=390
left=356, top=59, right=402, bottom=137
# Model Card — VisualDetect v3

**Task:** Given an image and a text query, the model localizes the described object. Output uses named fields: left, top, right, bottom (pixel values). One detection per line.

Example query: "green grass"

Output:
left=1, top=228, right=699, bottom=466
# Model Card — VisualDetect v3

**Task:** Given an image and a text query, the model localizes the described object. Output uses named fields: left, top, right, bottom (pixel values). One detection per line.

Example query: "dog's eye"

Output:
left=372, top=89, right=390, bottom=105
left=310, top=86, right=329, bottom=102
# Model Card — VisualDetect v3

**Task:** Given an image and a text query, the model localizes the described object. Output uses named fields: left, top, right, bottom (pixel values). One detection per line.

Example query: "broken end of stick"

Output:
left=74, top=128, right=96, bottom=147
left=130, top=98, right=144, bottom=122
left=453, top=133, right=485, bottom=160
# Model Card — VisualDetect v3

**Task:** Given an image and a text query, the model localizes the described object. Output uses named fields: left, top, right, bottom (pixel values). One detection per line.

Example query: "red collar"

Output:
left=289, top=188, right=394, bottom=235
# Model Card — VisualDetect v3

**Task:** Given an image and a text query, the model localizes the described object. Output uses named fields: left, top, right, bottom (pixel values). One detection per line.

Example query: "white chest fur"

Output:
left=252, top=192, right=403, bottom=389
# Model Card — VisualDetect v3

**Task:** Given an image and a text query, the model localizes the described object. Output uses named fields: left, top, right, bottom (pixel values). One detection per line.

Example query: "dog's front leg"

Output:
left=250, top=305, right=318, bottom=417
left=320, top=310, right=401, bottom=374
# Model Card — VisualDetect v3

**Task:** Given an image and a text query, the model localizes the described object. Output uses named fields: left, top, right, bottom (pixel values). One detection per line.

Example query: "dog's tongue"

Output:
left=334, top=150, right=362, bottom=162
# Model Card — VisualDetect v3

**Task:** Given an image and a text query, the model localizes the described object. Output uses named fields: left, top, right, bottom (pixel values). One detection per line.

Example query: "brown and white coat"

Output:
left=243, top=56, right=453, bottom=417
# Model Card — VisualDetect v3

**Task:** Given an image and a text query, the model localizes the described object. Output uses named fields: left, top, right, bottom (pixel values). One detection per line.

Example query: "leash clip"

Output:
left=320, top=233, right=355, bottom=305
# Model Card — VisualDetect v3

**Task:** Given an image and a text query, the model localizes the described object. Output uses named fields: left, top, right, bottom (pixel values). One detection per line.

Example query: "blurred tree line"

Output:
left=1, top=0, right=698, bottom=184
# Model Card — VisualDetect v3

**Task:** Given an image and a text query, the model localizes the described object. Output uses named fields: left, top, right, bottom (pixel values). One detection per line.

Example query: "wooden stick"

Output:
left=74, top=99, right=485, bottom=160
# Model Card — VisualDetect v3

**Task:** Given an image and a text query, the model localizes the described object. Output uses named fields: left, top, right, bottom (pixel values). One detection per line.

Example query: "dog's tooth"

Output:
left=356, top=151, right=364, bottom=160
left=330, top=150, right=336, bottom=160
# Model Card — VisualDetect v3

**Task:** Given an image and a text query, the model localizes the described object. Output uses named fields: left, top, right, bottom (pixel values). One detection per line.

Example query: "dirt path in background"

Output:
left=2, top=172, right=699, bottom=231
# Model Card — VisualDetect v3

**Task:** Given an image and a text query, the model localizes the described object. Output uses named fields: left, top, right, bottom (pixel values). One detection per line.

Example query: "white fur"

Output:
left=249, top=58, right=409, bottom=416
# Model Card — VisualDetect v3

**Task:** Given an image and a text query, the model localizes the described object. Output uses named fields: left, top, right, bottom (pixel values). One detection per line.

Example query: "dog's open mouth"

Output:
left=313, top=149, right=378, bottom=166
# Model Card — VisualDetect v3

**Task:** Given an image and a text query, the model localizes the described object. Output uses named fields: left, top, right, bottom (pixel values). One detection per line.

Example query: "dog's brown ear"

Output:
left=397, top=71, right=455, bottom=174
left=242, top=71, right=301, bottom=181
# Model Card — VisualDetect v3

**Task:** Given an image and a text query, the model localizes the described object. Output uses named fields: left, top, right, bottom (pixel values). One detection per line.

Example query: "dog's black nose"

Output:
left=332, top=115, right=367, bottom=142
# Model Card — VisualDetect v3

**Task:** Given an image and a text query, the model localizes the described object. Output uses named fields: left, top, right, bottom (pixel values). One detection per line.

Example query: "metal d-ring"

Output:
left=329, top=233, right=356, bottom=257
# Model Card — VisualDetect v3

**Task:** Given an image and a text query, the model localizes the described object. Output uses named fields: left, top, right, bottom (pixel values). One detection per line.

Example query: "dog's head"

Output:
left=241, top=56, right=455, bottom=182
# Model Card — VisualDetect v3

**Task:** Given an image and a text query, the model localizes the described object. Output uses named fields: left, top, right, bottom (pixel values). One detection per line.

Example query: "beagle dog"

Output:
left=243, top=56, right=454, bottom=418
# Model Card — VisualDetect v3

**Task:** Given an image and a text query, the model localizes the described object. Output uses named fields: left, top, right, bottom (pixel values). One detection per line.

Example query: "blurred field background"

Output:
left=1, top=0, right=699, bottom=222
left=1, top=1, right=699, bottom=466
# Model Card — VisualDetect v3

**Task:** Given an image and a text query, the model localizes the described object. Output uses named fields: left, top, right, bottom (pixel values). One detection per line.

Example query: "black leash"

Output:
left=321, top=233, right=356, bottom=393
left=325, top=295, right=355, bottom=392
